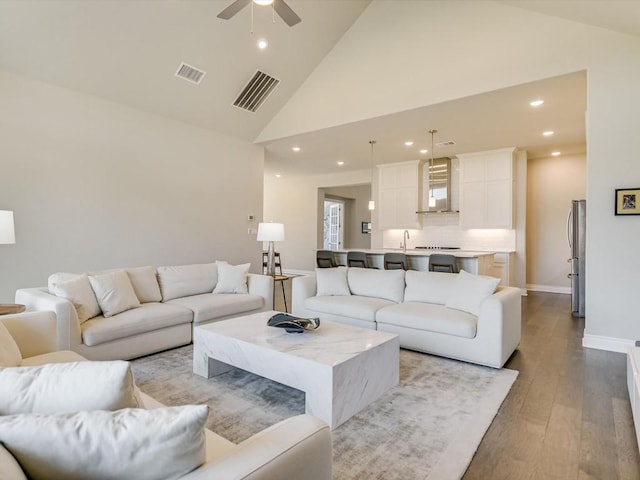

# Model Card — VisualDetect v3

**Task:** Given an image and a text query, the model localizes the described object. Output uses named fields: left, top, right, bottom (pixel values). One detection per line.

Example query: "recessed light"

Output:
left=543, top=130, right=554, bottom=136
left=404, top=141, right=414, bottom=147
left=257, top=39, right=268, bottom=50
left=419, top=149, right=428, bottom=154
left=292, top=146, right=301, bottom=152
left=275, top=173, right=281, bottom=178
left=551, top=151, right=561, bottom=156
left=530, top=99, right=544, bottom=107
left=253, top=0, right=274, bottom=6
left=337, top=161, right=344, bottom=166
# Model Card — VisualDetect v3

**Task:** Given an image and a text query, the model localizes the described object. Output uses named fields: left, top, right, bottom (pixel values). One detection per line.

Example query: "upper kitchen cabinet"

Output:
left=459, top=148, right=516, bottom=228
left=377, top=160, right=421, bottom=229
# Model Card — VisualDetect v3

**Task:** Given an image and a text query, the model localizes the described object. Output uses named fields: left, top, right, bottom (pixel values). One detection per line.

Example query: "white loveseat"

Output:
left=0, top=311, right=332, bottom=480
left=292, top=267, right=521, bottom=368
left=16, top=262, right=273, bottom=360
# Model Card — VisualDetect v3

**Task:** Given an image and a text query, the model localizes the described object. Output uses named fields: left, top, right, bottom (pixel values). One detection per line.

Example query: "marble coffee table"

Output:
left=193, top=311, right=399, bottom=429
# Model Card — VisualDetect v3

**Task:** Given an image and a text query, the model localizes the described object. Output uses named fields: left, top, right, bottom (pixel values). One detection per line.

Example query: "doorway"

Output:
left=323, top=199, right=344, bottom=250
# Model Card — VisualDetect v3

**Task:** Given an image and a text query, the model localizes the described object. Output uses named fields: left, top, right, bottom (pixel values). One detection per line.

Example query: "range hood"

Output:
left=418, top=157, right=454, bottom=213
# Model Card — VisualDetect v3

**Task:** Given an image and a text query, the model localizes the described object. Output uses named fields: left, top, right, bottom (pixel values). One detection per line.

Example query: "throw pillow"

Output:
left=0, top=444, right=27, bottom=480
left=88, top=270, right=141, bottom=317
left=315, top=266, right=351, bottom=296
left=213, top=261, right=250, bottom=294
left=347, top=267, right=405, bottom=303
left=48, top=273, right=101, bottom=323
left=0, top=360, right=140, bottom=415
left=126, top=266, right=162, bottom=303
left=0, top=321, right=22, bottom=367
left=156, top=263, right=218, bottom=301
left=0, top=405, right=208, bottom=480
left=445, top=270, right=500, bottom=316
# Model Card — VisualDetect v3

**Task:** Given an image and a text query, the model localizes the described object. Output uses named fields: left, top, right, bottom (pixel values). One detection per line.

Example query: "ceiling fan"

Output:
left=217, top=0, right=301, bottom=27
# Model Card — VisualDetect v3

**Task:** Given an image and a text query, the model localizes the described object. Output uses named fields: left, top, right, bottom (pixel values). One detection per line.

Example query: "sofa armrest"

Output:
left=0, top=311, right=58, bottom=358
left=246, top=274, right=273, bottom=309
left=291, top=275, right=317, bottom=317
left=180, top=415, right=332, bottom=480
left=15, top=287, right=82, bottom=351
left=477, top=286, right=522, bottom=367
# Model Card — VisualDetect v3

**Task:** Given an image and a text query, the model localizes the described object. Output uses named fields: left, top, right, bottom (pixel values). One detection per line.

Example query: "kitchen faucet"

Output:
left=403, top=230, right=410, bottom=253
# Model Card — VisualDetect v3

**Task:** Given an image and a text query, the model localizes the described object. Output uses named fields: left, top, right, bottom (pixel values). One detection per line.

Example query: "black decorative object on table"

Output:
left=267, top=313, right=320, bottom=333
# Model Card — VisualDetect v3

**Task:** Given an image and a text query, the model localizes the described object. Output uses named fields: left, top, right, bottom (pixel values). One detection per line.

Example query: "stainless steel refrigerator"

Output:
left=567, top=199, right=586, bottom=317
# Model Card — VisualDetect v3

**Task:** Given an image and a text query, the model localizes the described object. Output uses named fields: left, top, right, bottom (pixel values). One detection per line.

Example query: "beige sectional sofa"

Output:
left=16, top=262, right=273, bottom=360
left=0, top=311, right=332, bottom=480
left=292, top=267, right=521, bottom=368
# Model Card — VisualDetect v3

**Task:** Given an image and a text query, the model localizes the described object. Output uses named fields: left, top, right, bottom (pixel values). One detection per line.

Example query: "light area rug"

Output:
left=131, top=345, right=517, bottom=480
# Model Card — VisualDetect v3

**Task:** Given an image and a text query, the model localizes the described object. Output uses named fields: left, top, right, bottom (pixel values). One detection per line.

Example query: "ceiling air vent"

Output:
left=233, top=70, right=280, bottom=113
left=436, top=140, right=456, bottom=147
left=175, top=62, right=206, bottom=85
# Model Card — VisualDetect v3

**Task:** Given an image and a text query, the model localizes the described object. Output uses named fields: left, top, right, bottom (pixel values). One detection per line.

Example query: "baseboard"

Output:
left=526, top=284, right=571, bottom=295
left=582, top=334, right=635, bottom=354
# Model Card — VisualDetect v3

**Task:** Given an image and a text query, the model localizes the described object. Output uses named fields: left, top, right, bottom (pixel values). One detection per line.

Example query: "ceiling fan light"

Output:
left=253, top=0, right=274, bottom=5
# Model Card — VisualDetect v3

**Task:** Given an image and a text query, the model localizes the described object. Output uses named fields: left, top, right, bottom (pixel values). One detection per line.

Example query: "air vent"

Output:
left=436, top=141, right=456, bottom=147
left=175, top=63, right=206, bottom=85
left=233, top=70, right=280, bottom=113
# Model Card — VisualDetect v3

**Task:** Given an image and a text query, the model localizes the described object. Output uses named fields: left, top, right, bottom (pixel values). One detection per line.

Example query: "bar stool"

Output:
left=428, top=254, right=459, bottom=273
left=347, top=251, right=369, bottom=268
left=384, top=252, right=408, bottom=270
left=316, top=250, right=336, bottom=268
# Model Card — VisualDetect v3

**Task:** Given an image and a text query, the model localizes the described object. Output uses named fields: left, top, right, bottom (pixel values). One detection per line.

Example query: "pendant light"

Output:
left=368, top=140, right=376, bottom=211
left=428, top=129, right=437, bottom=209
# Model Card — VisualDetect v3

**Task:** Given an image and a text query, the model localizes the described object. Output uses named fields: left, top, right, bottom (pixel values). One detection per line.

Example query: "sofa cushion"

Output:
left=347, top=267, right=405, bottom=303
left=167, top=293, right=264, bottom=325
left=127, top=266, right=162, bottom=303
left=403, top=270, right=459, bottom=305
left=0, top=444, right=26, bottom=480
left=0, top=321, right=22, bottom=367
left=19, top=350, right=88, bottom=367
left=0, top=405, right=208, bottom=480
left=0, top=361, right=140, bottom=415
left=377, top=302, right=478, bottom=339
left=81, top=302, right=192, bottom=347
left=315, top=266, right=351, bottom=296
left=212, top=261, right=250, bottom=294
left=445, top=270, right=500, bottom=316
left=89, top=270, right=141, bottom=318
left=48, top=273, right=101, bottom=323
left=305, top=295, right=395, bottom=322
left=156, top=263, right=218, bottom=302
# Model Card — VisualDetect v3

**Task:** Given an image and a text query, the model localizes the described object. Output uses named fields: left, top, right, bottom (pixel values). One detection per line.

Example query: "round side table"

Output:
left=0, top=304, right=26, bottom=315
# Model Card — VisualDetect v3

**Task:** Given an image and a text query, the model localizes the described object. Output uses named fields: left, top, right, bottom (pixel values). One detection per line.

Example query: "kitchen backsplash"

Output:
left=383, top=227, right=516, bottom=252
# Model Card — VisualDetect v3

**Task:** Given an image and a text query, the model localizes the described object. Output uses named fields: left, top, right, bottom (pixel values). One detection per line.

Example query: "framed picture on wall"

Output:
left=615, top=188, right=640, bottom=215
left=361, top=222, right=372, bottom=234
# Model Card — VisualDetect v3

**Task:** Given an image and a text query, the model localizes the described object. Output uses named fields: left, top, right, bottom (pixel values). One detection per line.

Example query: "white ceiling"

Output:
left=1, top=1, right=639, bottom=176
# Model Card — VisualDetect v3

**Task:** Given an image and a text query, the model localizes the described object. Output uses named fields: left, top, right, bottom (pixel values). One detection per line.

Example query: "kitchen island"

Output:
left=330, top=248, right=495, bottom=275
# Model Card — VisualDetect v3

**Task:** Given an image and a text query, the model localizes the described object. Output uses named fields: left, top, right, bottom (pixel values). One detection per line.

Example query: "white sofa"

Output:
left=0, top=311, right=332, bottom=480
left=292, top=267, right=521, bottom=368
left=16, top=262, right=273, bottom=360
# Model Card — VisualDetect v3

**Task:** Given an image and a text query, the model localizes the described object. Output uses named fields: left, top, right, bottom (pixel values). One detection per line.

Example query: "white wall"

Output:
left=321, top=184, right=372, bottom=250
left=259, top=0, right=640, bottom=350
left=527, top=153, right=587, bottom=293
left=0, top=70, right=264, bottom=302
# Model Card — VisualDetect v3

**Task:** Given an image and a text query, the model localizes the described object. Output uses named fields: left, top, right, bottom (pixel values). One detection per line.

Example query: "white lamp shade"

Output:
left=257, top=222, right=285, bottom=242
left=0, top=210, right=15, bottom=244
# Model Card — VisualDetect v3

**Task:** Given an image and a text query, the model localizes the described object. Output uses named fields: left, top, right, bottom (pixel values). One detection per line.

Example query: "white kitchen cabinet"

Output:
left=459, top=148, right=516, bottom=228
left=377, top=161, right=420, bottom=229
left=491, top=252, right=514, bottom=286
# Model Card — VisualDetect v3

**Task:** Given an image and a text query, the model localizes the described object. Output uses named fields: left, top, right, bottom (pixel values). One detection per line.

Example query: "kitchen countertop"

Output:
left=333, top=248, right=495, bottom=258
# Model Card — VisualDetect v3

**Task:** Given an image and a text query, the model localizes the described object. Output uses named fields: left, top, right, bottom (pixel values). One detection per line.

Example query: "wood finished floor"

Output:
left=274, top=283, right=640, bottom=479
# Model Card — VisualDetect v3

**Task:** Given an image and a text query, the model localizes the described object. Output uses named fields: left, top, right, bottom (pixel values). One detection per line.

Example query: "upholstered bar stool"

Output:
left=428, top=254, right=459, bottom=273
left=316, top=250, right=336, bottom=268
left=347, top=251, right=369, bottom=268
left=384, top=252, right=408, bottom=270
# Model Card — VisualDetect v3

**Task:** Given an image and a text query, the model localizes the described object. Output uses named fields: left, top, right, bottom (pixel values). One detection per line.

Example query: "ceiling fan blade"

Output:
left=217, top=0, right=251, bottom=20
left=273, top=0, right=301, bottom=27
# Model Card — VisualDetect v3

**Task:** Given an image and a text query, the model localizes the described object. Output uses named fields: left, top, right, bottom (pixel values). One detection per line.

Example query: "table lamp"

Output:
left=257, top=222, right=284, bottom=276
left=0, top=210, right=15, bottom=245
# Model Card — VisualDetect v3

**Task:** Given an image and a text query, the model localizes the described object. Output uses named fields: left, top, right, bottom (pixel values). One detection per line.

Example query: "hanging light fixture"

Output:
left=428, top=129, right=437, bottom=209
left=368, top=140, right=376, bottom=211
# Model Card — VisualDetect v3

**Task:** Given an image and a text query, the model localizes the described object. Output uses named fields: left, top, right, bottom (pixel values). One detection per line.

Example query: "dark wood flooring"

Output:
left=274, top=284, right=640, bottom=479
